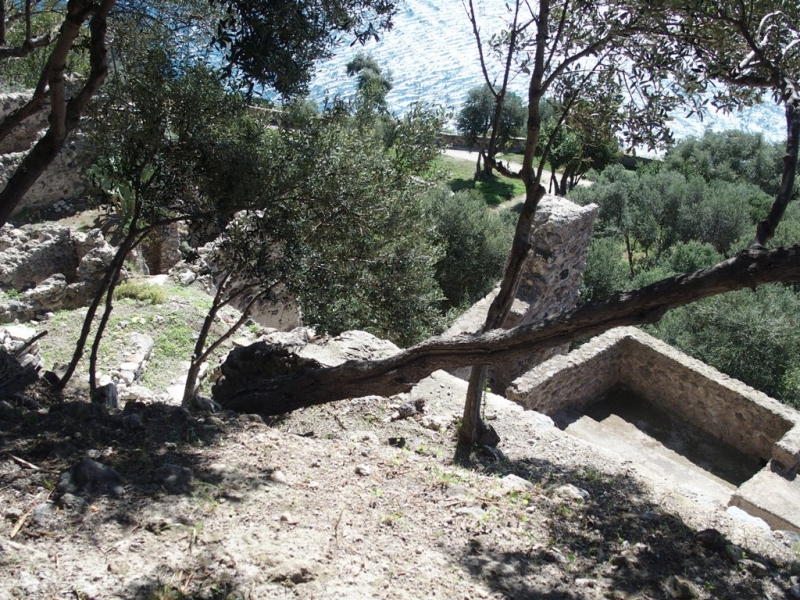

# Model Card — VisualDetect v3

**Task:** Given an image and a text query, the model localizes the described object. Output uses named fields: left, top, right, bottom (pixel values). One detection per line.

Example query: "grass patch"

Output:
left=37, top=281, right=233, bottom=395
left=439, top=155, right=526, bottom=206
left=114, top=280, right=166, bottom=304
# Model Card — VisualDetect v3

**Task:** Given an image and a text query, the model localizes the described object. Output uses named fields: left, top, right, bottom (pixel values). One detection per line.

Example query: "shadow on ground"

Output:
left=0, top=379, right=267, bottom=525
left=450, top=451, right=799, bottom=599
left=449, top=176, right=516, bottom=206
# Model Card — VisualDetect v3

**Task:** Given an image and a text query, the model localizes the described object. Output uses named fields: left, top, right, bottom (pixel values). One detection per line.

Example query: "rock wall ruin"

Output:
left=507, top=327, right=800, bottom=470
left=444, top=195, right=598, bottom=390
left=0, top=223, right=115, bottom=322
left=0, top=92, right=92, bottom=217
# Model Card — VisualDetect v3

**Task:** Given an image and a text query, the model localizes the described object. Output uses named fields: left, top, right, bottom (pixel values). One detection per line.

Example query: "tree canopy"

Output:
left=0, top=0, right=399, bottom=227
left=456, top=84, right=526, bottom=175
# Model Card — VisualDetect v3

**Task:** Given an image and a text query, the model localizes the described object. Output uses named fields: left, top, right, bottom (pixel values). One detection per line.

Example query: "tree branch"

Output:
left=217, top=245, right=800, bottom=415
left=754, top=97, right=800, bottom=246
left=0, top=0, right=115, bottom=228
left=0, top=33, right=51, bottom=58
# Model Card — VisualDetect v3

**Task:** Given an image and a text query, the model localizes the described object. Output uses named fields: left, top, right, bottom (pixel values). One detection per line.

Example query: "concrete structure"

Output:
left=507, top=326, right=800, bottom=532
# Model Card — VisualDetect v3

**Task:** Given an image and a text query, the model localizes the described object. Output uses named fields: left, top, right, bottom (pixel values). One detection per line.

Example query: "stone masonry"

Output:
left=444, top=194, right=598, bottom=391
left=506, top=326, right=800, bottom=532
left=0, top=223, right=115, bottom=322
left=506, top=326, right=799, bottom=467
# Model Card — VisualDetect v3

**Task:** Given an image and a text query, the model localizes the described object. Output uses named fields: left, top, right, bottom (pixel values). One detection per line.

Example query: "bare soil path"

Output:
left=1, top=363, right=798, bottom=599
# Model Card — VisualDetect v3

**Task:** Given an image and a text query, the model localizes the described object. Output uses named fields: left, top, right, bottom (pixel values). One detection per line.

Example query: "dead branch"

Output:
left=216, top=244, right=800, bottom=415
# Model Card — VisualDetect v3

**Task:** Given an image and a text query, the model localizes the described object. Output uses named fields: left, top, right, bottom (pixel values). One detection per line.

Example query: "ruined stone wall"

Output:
left=618, top=330, right=796, bottom=465
left=507, top=327, right=800, bottom=469
left=0, top=92, right=92, bottom=216
left=505, top=330, right=625, bottom=417
left=0, top=93, right=49, bottom=154
left=444, top=195, right=598, bottom=390
left=0, top=223, right=115, bottom=322
left=142, top=222, right=183, bottom=275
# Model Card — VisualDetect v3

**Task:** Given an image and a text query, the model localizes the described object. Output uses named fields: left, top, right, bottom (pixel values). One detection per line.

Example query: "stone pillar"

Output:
left=443, top=195, right=598, bottom=392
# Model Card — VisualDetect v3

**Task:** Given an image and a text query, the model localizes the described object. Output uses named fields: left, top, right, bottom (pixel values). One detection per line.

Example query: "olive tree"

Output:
left=0, top=0, right=399, bottom=227
left=211, top=0, right=800, bottom=453
left=456, top=84, right=526, bottom=177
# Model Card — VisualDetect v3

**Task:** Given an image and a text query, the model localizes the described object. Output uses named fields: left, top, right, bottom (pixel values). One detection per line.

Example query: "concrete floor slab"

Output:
left=731, top=469, right=800, bottom=533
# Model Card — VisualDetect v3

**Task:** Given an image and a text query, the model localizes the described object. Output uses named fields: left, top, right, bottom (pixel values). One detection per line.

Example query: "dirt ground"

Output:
left=2, top=361, right=800, bottom=600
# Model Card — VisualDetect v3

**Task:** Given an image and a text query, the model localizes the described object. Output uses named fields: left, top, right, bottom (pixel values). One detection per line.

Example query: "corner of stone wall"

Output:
left=443, top=195, right=598, bottom=388
left=616, top=328, right=798, bottom=462
left=505, top=327, right=630, bottom=416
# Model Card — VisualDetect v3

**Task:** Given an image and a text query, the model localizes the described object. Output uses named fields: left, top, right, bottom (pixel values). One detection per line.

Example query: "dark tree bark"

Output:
left=0, top=0, right=115, bottom=228
left=754, top=97, right=800, bottom=247
left=0, top=90, right=48, bottom=146
left=182, top=275, right=267, bottom=406
left=216, top=244, right=800, bottom=415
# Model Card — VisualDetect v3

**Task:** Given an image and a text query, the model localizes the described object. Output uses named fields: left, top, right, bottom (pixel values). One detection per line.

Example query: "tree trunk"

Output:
left=0, top=0, right=114, bottom=228
left=216, top=244, right=800, bottom=415
left=57, top=230, right=137, bottom=390
left=625, top=234, right=635, bottom=277
left=755, top=97, right=799, bottom=247
left=558, top=169, right=570, bottom=196
left=458, top=0, right=552, bottom=446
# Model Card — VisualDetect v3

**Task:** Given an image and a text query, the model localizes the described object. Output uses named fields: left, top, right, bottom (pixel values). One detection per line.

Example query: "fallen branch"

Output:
left=216, top=244, right=800, bottom=415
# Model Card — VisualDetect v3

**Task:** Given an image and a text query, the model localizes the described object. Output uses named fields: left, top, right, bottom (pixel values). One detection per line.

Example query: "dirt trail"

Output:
left=1, top=365, right=798, bottom=599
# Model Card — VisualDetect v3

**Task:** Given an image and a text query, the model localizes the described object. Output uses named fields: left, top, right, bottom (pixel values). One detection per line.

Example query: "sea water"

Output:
left=305, top=0, right=786, bottom=145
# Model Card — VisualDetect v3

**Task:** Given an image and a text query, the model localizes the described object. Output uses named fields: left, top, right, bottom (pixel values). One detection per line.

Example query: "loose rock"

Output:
left=151, top=463, right=193, bottom=494
left=57, top=457, right=125, bottom=497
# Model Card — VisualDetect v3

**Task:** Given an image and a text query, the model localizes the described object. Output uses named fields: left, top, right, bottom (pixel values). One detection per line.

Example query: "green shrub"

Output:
left=579, top=237, right=630, bottom=304
left=668, top=241, right=722, bottom=273
left=113, top=281, right=166, bottom=304
left=650, top=284, right=800, bottom=405
left=423, top=186, right=513, bottom=310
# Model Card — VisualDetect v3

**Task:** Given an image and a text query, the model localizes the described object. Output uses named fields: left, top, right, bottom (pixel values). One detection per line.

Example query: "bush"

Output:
left=651, top=284, right=800, bottom=405
left=668, top=241, right=722, bottom=273
left=113, top=281, right=166, bottom=304
left=423, top=187, right=513, bottom=310
left=579, top=237, right=630, bottom=304
left=677, top=180, right=754, bottom=254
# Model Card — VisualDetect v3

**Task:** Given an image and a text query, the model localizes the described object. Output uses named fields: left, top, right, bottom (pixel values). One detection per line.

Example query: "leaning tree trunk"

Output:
left=215, top=244, right=800, bottom=415
left=0, top=0, right=115, bottom=228
left=458, top=0, right=552, bottom=447
left=754, top=96, right=800, bottom=248
left=57, top=224, right=140, bottom=390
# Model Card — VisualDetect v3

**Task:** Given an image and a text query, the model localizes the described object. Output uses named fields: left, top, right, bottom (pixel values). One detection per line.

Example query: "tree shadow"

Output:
left=0, top=383, right=268, bottom=522
left=448, top=451, right=799, bottom=599
left=448, top=175, right=517, bottom=206
left=450, top=177, right=477, bottom=194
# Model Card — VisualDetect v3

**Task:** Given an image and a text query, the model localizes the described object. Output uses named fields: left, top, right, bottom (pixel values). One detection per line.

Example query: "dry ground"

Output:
left=1, top=212, right=799, bottom=599
left=2, top=365, right=799, bottom=600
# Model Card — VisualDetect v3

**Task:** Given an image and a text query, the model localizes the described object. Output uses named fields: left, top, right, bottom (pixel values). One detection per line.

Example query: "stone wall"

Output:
left=507, top=327, right=800, bottom=469
left=444, top=195, right=598, bottom=390
left=505, top=330, right=625, bottom=418
left=0, top=93, right=49, bottom=154
left=0, top=92, right=92, bottom=217
left=618, top=333, right=796, bottom=465
left=142, top=222, right=183, bottom=275
left=170, top=241, right=302, bottom=332
left=0, top=223, right=115, bottom=322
